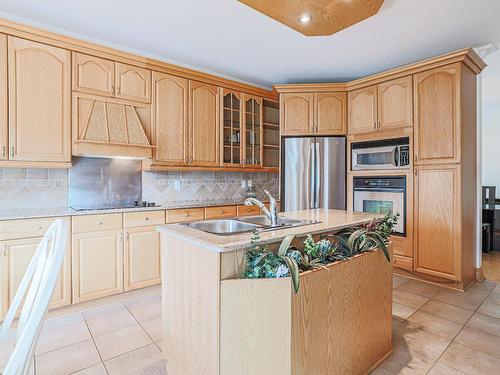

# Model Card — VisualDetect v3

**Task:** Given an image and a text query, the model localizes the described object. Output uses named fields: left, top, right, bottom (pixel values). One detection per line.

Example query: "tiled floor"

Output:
left=483, top=250, right=500, bottom=282
left=1, top=277, right=500, bottom=375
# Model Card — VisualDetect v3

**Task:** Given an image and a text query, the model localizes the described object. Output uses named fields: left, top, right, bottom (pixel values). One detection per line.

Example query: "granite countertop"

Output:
left=0, top=199, right=260, bottom=221
left=157, top=209, right=382, bottom=253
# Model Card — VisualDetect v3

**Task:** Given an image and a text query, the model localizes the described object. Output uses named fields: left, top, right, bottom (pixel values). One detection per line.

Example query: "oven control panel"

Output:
left=399, top=145, right=410, bottom=167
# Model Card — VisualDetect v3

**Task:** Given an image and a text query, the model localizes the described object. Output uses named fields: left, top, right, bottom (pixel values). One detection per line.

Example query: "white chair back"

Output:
left=0, top=219, right=68, bottom=375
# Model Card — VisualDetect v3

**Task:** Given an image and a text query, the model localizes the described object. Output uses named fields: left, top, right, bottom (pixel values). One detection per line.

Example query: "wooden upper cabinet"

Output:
left=348, top=86, right=377, bottom=134
left=280, top=93, right=313, bottom=136
left=0, top=34, right=6, bottom=161
left=315, top=92, right=346, bottom=135
left=378, top=76, right=413, bottom=130
left=116, top=63, right=151, bottom=103
left=189, top=81, right=220, bottom=167
left=73, top=52, right=115, bottom=96
left=8, top=37, right=71, bottom=163
left=152, top=72, right=188, bottom=165
left=414, top=64, right=460, bottom=165
left=414, top=165, right=460, bottom=280
left=243, top=94, right=263, bottom=166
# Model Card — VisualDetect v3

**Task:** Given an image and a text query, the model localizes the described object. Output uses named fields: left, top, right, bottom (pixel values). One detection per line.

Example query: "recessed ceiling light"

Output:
left=298, top=14, right=312, bottom=24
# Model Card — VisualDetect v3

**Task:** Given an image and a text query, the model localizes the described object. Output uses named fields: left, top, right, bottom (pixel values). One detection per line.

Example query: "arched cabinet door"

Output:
left=315, top=92, right=346, bottom=135
left=280, top=93, right=314, bottom=136
left=414, top=64, right=460, bottom=165
left=8, top=37, right=71, bottom=162
left=116, top=62, right=151, bottom=103
left=73, top=52, right=115, bottom=96
left=348, top=86, right=377, bottom=134
left=378, top=76, right=413, bottom=131
left=189, top=81, right=220, bottom=167
left=152, top=72, right=189, bottom=165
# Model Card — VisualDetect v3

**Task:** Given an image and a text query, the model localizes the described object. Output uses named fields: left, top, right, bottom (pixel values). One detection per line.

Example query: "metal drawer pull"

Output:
left=219, top=210, right=224, bottom=214
left=97, top=221, right=103, bottom=225
left=145, top=217, right=150, bottom=221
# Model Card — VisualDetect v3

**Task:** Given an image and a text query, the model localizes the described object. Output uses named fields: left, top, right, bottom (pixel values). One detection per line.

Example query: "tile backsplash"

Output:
left=142, top=171, right=279, bottom=206
left=0, top=168, right=68, bottom=209
left=0, top=167, right=279, bottom=210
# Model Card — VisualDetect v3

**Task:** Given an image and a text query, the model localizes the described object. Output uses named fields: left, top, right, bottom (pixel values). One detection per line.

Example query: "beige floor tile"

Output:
left=104, top=343, right=164, bottom=375
left=406, top=311, right=463, bottom=340
left=485, top=290, right=500, bottom=305
left=84, top=303, right=137, bottom=337
left=125, top=295, right=161, bottom=323
left=36, top=319, right=92, bottom=355
left=394, top=321, right=451, bottom=360
left=477, top=299, right=500, bottom=319
left=370, top=366, right=394, bottom=374
left=140, top=317, right=163, bottom=342
left=433, top=288, right=487, bottom=311
left=440, top=342, right=500, bottom=375
left=35, top=339, right=101, bottom=375
left=0, top=335, right=15, bottom=368
left=72, top=363, right=107, bottom=375
left=155, top=339, right=163, bottom=352
left=397, top=280, right=442, bottom=298
left=393, top=290, right=429, bottom=309
left=393, top=275, right=409, bottom=289
left=427, top=362, right=466, bottom=375
left=380, top=343, right=436, bottom=374
left=0, top=363, right=34, bottom=375
left=393, top=302, right=418, bottom=320
left=466, top=312, right=500, bottom=337
left=455, top=326, right=500, bottom=359
left=419, top=300, right=474, bottom=324
left=392, top=317, right=404, bottom=332
left=94, top=323, right=152, bottom=360
left=42, top=312, right=85, bottom=332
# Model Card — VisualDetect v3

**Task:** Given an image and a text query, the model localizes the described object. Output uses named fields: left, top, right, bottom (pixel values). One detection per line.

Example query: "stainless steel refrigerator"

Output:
left=281, top=137, right=346, bottom=211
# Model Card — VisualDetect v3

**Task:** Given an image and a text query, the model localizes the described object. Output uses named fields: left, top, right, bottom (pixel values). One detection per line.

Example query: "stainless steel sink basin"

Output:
left=185, top=219, right=260, bottom=235
left=237, top=216, right=303, bottom=227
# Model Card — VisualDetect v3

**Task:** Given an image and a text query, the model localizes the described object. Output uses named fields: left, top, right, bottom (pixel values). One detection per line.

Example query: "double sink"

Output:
left=184, top=215, right=318, bottom=236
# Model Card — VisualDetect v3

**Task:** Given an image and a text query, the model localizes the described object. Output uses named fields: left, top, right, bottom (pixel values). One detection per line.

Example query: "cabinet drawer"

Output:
left=0, top=217, right=70, bottom=241
left=166, top=208, right=204, bottom=223
left=390, top=235, right=412, bottom=258
left=237, top=205, right=260, bottom=217
left=393, top=255, right=413, bottom=271
left=205, top=205, right=237, bottom=219
left=72, top=213, right=122, bottom=233
left=123, top=210, right=165, bottom=228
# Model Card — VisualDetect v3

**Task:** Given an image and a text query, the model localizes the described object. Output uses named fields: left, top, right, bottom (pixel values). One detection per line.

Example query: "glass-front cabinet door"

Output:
left=222, top=90, right=242, bottom=166
left=244, top=95, right=263, bottom=167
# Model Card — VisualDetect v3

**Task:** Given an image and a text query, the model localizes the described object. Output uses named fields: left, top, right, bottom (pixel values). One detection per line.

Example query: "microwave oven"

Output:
left=351, top=137, right=410, bottom=171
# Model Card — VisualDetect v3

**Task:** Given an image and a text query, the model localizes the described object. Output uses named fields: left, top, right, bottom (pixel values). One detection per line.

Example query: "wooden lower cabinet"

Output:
left=72, top=229, right=124, bottom=303
left=1, top=236, right=71, bottom=319
left=124, top=226, right=161, bottom=291
left=414, top=165, right=460, bottom=280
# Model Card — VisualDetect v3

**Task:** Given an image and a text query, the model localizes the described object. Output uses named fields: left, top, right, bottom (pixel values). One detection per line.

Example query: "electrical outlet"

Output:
left=174, top=180, right=181, bottom=191
left=241, top=180, right=247, bottom=188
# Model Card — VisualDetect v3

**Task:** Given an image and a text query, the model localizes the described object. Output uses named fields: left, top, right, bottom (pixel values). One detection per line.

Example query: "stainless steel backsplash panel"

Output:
left=69, top=157, right=141, bottom=209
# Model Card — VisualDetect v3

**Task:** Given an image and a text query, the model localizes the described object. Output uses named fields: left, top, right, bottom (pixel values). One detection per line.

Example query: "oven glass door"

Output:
left=352, top=146, right=398, bottom=170
left=353, top=190, right=405, bottom=234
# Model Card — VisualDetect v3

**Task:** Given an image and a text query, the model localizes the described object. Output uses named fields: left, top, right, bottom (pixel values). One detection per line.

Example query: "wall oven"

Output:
left=351, top=137, right=410, bottom=171
left=353, top=176, right=406, bottom=236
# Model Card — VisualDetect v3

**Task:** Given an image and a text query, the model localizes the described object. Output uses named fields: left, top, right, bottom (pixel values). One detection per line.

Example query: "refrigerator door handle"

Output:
left=310, top=142, right=315, bottom=209
left=315, top=141, right=320, bottom=209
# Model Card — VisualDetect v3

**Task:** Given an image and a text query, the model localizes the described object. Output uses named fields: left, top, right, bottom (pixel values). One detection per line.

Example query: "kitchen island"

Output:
left=158, top=209, right=393, bottom=375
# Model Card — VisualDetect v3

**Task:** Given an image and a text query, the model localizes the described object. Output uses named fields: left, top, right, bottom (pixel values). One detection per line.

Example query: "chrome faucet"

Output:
left=244, top=190, right=279, bottom=227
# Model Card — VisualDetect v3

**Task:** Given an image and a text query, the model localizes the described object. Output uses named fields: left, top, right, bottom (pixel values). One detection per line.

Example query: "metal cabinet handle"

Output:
left=219, top=210, right=224, bottom=215
left=145, top=217, right=150, bottom=221
left=1, top=146, right=5, bottom=159
left=97, top=221, right=103, bottom=225
left=10, top=146, right=14, bottom=158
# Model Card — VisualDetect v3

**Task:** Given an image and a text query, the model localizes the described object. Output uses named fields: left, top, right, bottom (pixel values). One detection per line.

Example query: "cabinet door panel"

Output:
left=348, top=86, right=377, bottom=134
left=315, top=92, right=346, bottom=135
left=280, top=93, right=313, bottom=136
left=124, top=227, right=161, bottom=291
left=116, top=63, right=151, bottom=103
left=378, top=76, right=413, bottom=130
left=189, top=81, right=219, bottom=167
left=8, top=37, right=71, bottom=162
left=72, top=230, right=123, bottom=303
left=414, top=65, right=460, bottom=165
left=0, top=34, right=6, bottom=161
left=414, top=166, right=459, bottom=280
left=73, top=52, right=115, bottom=96
left=1, top=236, right=71, bottom=319
left=152, top=72, right=188, bottom=165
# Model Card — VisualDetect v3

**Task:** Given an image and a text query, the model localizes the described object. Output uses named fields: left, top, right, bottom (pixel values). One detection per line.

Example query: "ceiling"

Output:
left=0, top=0, right=499, bottom=91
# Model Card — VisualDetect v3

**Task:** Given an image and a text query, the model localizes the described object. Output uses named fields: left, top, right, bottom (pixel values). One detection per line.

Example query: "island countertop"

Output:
left=156, top=209, right=382, bottom=253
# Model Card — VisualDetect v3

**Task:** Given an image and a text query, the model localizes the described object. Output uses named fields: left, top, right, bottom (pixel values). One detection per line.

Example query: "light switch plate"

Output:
left=174, top=180, right=181, bottom=190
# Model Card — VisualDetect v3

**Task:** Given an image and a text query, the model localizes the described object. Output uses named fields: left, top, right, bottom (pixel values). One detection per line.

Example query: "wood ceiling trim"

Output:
left=239, top=0, right=384, bottom=36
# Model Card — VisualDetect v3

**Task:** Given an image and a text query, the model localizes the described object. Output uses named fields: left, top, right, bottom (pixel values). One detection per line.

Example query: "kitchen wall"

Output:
left=482, top=108, right=500, bottom=196
left=142, top=171, right=279, bottom=206
left=0, top=167, right=279, bottom=210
